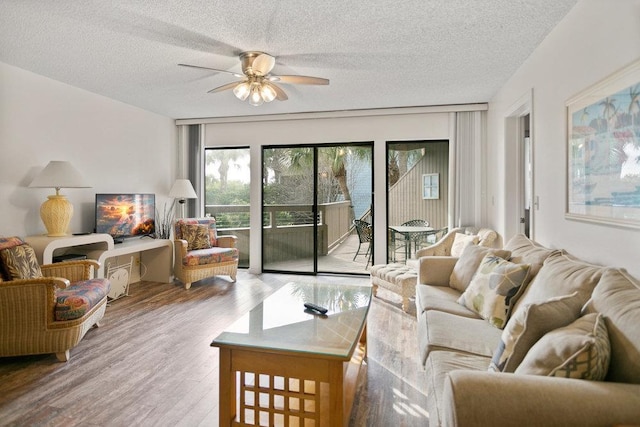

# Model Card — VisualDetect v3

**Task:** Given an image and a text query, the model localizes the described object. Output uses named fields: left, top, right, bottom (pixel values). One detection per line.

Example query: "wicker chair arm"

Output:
left=0, top=276, right=70, bottom=290
left=41, top=260, right=100, bottom=281
left=216, top=235, right=237, bottom=248
left=174, top=239, right=188, bottom=255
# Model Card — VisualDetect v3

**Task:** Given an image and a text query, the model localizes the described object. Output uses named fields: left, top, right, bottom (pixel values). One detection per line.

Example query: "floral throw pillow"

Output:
left=515, top=313, right=610, bottom=380
left=180, top=224, right=212, bottom=251
left=0, top=244, right=43, bottom=280
left=458, top=254, right=531, bottom=329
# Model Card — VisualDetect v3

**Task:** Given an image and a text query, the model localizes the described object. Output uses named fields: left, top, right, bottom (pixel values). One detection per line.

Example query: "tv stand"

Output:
left=25, top=234, right=173, bottom=283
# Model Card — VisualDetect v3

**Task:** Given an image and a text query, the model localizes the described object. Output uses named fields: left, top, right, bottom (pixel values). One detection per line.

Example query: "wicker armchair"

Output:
left=173, top=218, right=239, bottom=290
left=0, top=240, right=109, bottom=362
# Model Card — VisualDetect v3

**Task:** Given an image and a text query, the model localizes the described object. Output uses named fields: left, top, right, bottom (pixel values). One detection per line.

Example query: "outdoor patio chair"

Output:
left=353, top=219, right=372, bottom=266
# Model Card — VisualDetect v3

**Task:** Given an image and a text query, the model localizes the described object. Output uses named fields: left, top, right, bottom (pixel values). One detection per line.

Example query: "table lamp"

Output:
left=29, top=161, right=91, bottom=236
left=169, top=179, right=197, bottom=218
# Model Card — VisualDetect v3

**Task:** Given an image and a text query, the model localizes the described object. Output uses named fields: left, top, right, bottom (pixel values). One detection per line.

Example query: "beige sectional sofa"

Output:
left=415, top=233, right=640, bottom=426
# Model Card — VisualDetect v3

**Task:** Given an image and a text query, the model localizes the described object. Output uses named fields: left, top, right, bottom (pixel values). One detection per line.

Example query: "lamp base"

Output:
left=40, top=194, right=73, bottom=237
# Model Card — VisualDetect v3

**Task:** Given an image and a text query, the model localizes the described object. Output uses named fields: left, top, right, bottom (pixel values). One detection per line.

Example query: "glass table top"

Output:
left=211, top=282, right=372, bottom=359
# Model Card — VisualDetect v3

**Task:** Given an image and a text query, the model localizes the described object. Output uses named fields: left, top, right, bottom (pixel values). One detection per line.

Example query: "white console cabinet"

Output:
left=25, top=234, right=173, bottom=283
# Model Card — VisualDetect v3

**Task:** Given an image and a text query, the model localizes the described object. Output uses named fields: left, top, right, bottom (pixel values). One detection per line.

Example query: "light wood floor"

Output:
left=0, top=271, right=429, bottom=426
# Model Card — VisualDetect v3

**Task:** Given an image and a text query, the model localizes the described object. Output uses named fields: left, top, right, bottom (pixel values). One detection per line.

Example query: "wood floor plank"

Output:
left=0, top=271, right=428, bottom=426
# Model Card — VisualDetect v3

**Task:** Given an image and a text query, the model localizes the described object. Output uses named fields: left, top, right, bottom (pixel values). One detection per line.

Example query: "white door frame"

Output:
left=503, top=90, right=534, bottom=240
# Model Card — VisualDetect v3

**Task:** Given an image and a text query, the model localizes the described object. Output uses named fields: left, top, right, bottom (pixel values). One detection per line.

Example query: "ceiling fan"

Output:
left=179, top=51, right=329, bottom=106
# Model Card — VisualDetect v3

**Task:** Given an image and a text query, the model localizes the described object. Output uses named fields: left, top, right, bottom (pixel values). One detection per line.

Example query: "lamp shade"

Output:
left=169, top=179, right=197, bottom=199
left=29, top=161, right=90, bottom=237
left=29, top=161, right=90, bottom=190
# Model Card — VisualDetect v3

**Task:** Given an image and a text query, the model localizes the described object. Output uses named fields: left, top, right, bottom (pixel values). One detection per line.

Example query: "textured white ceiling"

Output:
left=0, top=0, right=578, bottom=119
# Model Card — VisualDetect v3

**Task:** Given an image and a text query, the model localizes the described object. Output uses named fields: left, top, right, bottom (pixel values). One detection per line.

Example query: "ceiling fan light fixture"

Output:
left=249, top=84, right=264, bottom=106
left=260, top=82, right=277, bottom=103
left=233, top=81, right=251, bottom=101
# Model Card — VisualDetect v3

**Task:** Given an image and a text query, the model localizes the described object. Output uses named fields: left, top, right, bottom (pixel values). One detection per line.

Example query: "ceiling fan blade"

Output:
left=270, top=83, right=288, bottom=101
left=207, top=81, right=241, bottom=93
left=270, top=75, right=329, bottom=85
left=252, top=53, right=276, bottom=76
left=178, top=63, right=243, bottom=77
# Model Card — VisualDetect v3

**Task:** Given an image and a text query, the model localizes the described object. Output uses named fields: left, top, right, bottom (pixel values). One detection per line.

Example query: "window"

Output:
left=422, top=173, right=439, bottom=199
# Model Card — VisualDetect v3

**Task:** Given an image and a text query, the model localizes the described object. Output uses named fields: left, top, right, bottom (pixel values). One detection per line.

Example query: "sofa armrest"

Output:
left=417, top=256, right=458, bottom=286
left=443, top=370, right=640, bottom=427
left=216, top=235, right=237, bottom=248
left=415, top=228, right=463, bottom=258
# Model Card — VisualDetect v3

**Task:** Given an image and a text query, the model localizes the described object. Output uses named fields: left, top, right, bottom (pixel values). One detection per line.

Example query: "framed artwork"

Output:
left=566, top=59, right=640, bottom=229
left=422, top=173, right=439, bottom=199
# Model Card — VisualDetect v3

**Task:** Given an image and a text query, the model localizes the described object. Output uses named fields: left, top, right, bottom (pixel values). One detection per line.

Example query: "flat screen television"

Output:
left=95, top=194, right=155, bottom=242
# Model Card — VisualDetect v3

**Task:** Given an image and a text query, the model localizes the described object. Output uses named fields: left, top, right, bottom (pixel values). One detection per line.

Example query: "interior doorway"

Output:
left=504, top=91, right=534, bottom=240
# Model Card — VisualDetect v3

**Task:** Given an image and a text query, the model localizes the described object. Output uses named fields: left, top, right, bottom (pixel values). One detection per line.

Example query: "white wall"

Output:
left=487, top=0, right=640, bottom=276
left=0, top=62, right=177, bottom=238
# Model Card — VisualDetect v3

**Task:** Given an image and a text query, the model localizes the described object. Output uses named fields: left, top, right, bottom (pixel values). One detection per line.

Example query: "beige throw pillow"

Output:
left=511, top=253, right=604, bottom=315
left=488, top=292, right=583, bottom=373
left=451, top=233, right=478, bottom=257
left=449, top=244, right=511, bottom=292
left=515, top=313, right=610, bottom=380
left=458, top=255, right=531, bottom=329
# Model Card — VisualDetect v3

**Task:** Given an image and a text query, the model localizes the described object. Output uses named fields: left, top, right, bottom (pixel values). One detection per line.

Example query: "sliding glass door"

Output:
left=387, top=140, right=449, bottom=263
left=262, top=143, right=373, bottom=274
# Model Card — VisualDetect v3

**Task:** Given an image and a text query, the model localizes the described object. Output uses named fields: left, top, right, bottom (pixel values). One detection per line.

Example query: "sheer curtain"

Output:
left=453, top=111, right=486, bottom=228
left=176, top=124, right=203, bottom=218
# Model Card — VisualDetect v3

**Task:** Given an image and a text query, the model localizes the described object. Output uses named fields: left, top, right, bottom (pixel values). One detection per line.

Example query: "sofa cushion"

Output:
left=183, top=247, right=239, bottom=266
left=450, top=233, right=478, bottom=257
left=583, top=268, right=640, bottom=383
left=425, top=350, right=491, bottom=427
left=504, top=234, right=559, bottom=281
left=489, top=293, right=583, bottom=373
left=425, top=310, right=501, bottom=358
left=458, top=255, right=531, bottom=329
left=449, top=245, right=511, bottom=292
left=515, top=313, right=610, bottom=380
left=0, top=244, right=42, bottom=280
left=55, top=278, right=110, bottom=321
left=512, top=253, right=604, bottom=315
left=180, top=223, right=212, bottom=251
left=416, top=284, right=479, bottom=318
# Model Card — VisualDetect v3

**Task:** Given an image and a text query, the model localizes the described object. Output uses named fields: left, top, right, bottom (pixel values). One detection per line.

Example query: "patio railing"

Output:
left=205, top=201, right=353, bottom=265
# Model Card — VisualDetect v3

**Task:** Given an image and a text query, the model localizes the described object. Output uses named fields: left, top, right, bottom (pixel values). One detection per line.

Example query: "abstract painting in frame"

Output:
left=566, top=59, right=640, bottom=229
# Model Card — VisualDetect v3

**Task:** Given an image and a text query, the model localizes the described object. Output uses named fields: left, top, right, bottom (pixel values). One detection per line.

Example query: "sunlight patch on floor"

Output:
left=391, top=387, right=429, bottom=420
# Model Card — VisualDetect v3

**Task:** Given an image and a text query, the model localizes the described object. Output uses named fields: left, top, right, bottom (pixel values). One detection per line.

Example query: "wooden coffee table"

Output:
left=211, top=281, right=372, bottom=426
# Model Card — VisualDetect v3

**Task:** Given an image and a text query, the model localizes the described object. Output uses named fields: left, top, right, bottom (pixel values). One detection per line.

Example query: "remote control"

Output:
left=304, top=302, right=328, bottom=314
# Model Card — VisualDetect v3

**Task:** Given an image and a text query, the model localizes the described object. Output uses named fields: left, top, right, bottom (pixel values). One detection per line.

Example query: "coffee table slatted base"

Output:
left=219, top=331, right=367, bottom=427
